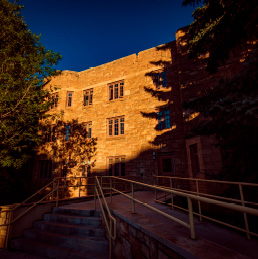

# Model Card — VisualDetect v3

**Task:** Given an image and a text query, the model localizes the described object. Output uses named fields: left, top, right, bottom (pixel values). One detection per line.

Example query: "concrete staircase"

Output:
left=10, top=208, right=109, bottom=259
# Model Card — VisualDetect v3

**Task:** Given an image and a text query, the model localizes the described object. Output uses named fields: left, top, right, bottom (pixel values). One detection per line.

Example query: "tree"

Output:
left=0, top=0, right=62, bottom=168
left=41, top=119, right=97, bottom=198
left=41, top=119, right=97, bottom=177
left=182, top=0, right=258, bottom=72
left=182, top=0, right=258, bottom=181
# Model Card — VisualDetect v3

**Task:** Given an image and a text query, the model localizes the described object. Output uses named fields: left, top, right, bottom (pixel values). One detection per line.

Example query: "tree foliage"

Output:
left=183, top=0, right=258, bottom=72
left=41, top=119, right=97, bottom=177
left=183, top=0, right=258, bottom=181
left=0, top=0, right=62, bottom=168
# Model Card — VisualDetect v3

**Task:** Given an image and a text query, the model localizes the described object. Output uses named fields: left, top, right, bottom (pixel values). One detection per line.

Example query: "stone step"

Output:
left=34, top=220, right=105, bottom=237
left=53, top=208, right=100, bottom=218
left=43, top=213, right=101, bottom=227
left=23, top=229, right=109, bottom=250
left=10, top=237, right=109, bottom=259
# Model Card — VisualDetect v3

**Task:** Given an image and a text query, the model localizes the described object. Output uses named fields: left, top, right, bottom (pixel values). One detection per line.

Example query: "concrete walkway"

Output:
left=60, top=191, right=258, bottom=259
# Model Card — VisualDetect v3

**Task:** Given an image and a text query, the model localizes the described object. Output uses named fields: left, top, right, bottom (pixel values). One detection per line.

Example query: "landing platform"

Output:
left=60, top=191, right=258, bottom=259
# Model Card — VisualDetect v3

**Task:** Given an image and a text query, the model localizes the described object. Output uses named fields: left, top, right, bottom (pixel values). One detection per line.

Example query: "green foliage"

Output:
left=183, top=0, right=258, bottom=181
left=0, top=0, right=62, bottom=168
left=183, top=0, right=258, bottom=72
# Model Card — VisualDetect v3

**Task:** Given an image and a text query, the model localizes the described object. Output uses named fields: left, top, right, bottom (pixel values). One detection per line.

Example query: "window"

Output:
left=83, top=89, right=93, bottom=106
left=50, top=93, right=59, bottom=109
left=108, top=157, right=125, bottom=176
left=154, top=71, right=167, bottom=88
left=107, top=116, right=124, bottom=137
left=44, top=126, right=56, bottom=142
left=66, top=91, right=73, bottom=107
left=190, top=144, right=200, bottom=176
left=83, top=122, right=92, bottom=138
left=157, top=109, right=170, bottom=130
left=108, top=81, right=124, bottom=100
left=65, top=125, right=70, bottom=141
left=40, top=160, right=52, bottom=178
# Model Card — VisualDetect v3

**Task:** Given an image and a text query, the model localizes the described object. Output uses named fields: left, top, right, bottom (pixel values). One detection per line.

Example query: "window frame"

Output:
left=157, top=108, right=171, bottom=130
left=83, top=121, right=92, bottom=139
left=154, top=70, right=167, bottom=89
left=66, top=91, right=74, bottom=107
left=108, top=80, right=124, bottom=101
left=83, top=89, right=93, bottom=106
left=65, top=125, right=70, bottom=141
left=107, top=156, right=126, bottom=176
left=50, top=93, right=59, bottom=109
left=107, top=116, right=125, bottom=138
left=44, top=126, right=56, bottom=142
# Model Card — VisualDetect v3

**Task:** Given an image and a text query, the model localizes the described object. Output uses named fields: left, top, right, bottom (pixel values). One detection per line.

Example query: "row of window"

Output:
left=45, top=108, right=170, bottom=142
left=50, top=71, right=167, bottom=109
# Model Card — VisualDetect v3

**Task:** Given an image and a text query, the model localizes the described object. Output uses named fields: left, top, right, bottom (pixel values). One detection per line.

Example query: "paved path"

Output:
left=60, top=191, right=258, bottom=259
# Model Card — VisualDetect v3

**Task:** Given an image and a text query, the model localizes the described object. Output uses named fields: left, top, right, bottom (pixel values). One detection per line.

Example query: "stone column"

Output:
left=0, top=205, right=14, bottom=249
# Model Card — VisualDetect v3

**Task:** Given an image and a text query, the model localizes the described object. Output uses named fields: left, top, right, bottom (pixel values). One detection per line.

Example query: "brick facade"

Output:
left=32, top=27, right=254, bottom=189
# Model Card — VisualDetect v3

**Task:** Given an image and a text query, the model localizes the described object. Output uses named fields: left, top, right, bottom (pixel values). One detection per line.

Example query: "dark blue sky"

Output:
left=21, top=0, right=197, bottom=72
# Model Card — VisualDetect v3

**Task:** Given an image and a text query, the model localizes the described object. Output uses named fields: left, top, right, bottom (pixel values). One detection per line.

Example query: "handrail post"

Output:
left=187, top=197, right=196, bottom=240
left=239, top=183, right=250, bottom=239
left=154, top=177, right=157, bottom=202
left=109, top=221, right=112, bottom=259
left=170, top=178, right=174, bottom=210
left=56, top=178, right=60, bottom=208
left=132, top=183, right=135, bottom=214
left=110, top=177, right=112, bottom=203
left=94, top=178, right=96, bottom=210
left=196, top=180, right=202, bottom=221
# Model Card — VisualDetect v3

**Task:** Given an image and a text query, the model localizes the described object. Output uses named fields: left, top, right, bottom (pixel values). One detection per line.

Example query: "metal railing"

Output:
left=94, top=177, right=116, bottom=259
left=98, top=176, right=258, bottom=240
left=0, top=176, right=95, bottom=249
left=153, top=175, right=258, bottom=239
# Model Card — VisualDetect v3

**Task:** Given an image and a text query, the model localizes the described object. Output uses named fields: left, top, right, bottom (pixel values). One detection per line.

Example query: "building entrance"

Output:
left=158, top=153, right=175, bottom=176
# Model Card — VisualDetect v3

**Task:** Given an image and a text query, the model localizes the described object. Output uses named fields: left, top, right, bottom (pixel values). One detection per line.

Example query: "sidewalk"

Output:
left=60, top=191, right=258, bottom=259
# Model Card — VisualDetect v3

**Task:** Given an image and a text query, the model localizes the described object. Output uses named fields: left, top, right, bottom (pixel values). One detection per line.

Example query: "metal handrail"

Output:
left=100, top=176, right=258, bottom=240
left=94, top=177, right=116, bottom=259
left=0, top=176, right=95, bottom=249
left=153, top=175, right=258, bottom=239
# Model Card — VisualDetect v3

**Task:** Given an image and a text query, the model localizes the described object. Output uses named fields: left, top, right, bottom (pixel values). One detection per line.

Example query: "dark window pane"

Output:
left=120, top=82, right=124, bottom=97
left=109, top=120, right=113, bottom=135
left=120, top=118, right=124, bottom=134
left=84, top=92, right=89, bottom=106
left=114, top=119, right=119, bottom=135
left=65, top=125, right=70, bottom=141
left=157, top=112, right=163, bottom=130
left=114, top=84, right=119, bottom=99
left=162, top=71, right=167, bottom=88
left=164, top=110, right=170, bottom=128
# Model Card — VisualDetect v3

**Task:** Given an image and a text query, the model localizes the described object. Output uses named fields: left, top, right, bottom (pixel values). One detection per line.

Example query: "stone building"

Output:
left=32, top=27, right=252, bottom=188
